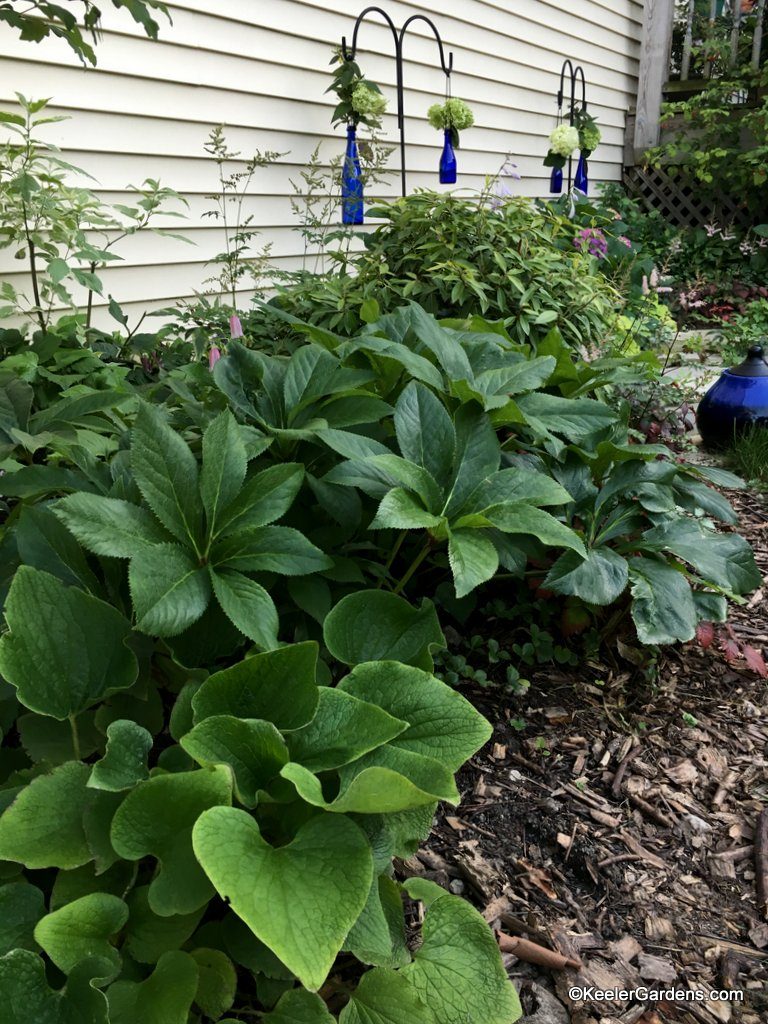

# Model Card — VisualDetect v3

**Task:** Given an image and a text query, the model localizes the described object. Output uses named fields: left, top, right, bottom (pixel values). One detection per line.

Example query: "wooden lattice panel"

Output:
left=622, top=166, right=752, bottom=230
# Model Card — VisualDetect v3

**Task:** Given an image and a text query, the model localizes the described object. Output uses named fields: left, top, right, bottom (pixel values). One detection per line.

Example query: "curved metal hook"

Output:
left=557, top=58, right=574, bottom=109
left=399, top=13, right=453, bottom=77
left=341, top=5, right=399, bottom=62
left=572, top=64, right=587, bottom=112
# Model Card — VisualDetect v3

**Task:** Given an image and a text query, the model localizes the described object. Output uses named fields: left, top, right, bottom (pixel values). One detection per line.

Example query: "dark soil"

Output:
left=401, top=486, right=768, bottom=1024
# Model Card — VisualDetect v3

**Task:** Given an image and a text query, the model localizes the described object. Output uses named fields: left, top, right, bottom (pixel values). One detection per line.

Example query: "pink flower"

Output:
left=229, top=315, right=244, bottom=339
left=618, top=236, right=631, bottom=248
left=209, top=346, right=221, bottom=370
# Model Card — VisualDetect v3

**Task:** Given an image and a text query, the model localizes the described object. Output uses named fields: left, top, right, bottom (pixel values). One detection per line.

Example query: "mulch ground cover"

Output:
left=398, top=482, right=768, bottom=1024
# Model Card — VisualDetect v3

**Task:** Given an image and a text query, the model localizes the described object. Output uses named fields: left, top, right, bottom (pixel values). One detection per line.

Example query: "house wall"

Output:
left=0, top=0, right=644, bottom=322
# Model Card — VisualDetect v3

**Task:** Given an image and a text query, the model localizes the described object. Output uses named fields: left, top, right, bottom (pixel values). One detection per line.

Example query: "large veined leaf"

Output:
left=87, top=720, right=152, bottom=792
left=462, top=467, right=572, bottom=512
left=394, top=382, right=455, bottom=489
left=401, top=888, right=522, bottom=1024
left=286, top=688, right=408, bottom=772
left=181, top=715, right=289, bottom=807
left=193, top=808, right=373, bottom=991
left=338, top=661, right=491, bottom=771
left=0, top=948, right=110, bottom=1024
left=0, top=762, right=92, bottom=869
left=371, top=488, right=444, bottom=531
left=54, top=493, right=169, bottom=558
left=34, top=893, right=128, bottom=978
left=129, top=543, right=210, bottom=637
left=628, top=557, right=698, bottom=645
left=131, top=404, right=203, bottom=549
left=516, top=392, right=617, bottom=441
left=200, top=411, right=247, bottom=536
left=0, top=566, right=138, bottom=719
left=324, top=592, right=445, bottom=669
left=107, top=950, right=198, bottom=1024
left=442, top=405, right=500, bottom=518
left=0, top=882, right=45, bottom=955
left=477, top=503, right=586, bottom=557
left=262, top=988, right=335, bottom=1024
left=190, top=947, right=237, bottom=1019
left=544, top=547, right=629, bottom=605
left=110, top=765, right=232, bottom=916
left=209, top=569, right=279, bottom=649
left=124, top=887, right=204, bottom=964
left=447, top=528, right=499, bottom=598
left=344, top=876, right=410, bottom=970
left=15, top=503, right=101, bottom=594
left=192, top=643, right=319, bottom=730
left=339, top=968, right=435, bottom=1024
left=211, top=525, right=332, bottom=576
left=642, top=520, right=761, bottom=594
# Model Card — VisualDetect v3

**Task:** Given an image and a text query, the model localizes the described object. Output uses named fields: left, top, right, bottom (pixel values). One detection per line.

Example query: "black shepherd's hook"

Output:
left=556, top=58, right=589, bottom=190
left=341, top=6, right=454, bottom=197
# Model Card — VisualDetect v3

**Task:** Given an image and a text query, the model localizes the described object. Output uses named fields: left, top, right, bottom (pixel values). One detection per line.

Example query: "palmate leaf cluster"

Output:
left=0, top=298, right=760, bottom=1022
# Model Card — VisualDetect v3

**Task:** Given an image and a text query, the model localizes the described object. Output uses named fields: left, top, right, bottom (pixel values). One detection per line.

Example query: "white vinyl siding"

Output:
left=0, top=0, right=644, bottom=322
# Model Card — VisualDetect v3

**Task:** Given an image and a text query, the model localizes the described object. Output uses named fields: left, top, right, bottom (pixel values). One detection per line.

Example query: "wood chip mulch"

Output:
left=400, top=486, right=768, bottom=1024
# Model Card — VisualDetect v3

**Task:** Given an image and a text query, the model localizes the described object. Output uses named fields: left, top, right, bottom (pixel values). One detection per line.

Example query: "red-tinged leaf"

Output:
left=696, top=621, right=715, bottom=649
left=719, top=636, right=741, bottom=663
left=743, top=645, right=768, bottom=679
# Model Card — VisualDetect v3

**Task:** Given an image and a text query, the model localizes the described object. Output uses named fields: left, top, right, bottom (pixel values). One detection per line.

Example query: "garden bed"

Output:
left=400, top=481, right=768, bottom=1024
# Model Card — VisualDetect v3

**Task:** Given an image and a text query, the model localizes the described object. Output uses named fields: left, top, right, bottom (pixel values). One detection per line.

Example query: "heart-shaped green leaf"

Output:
left=193, top=807, right=373, bottom=990
left=0, top=948, right=110, bottom=1024
left=0, top=882, right=45, bottom=954
left=181, top=716, right=289, bottom=807
left=0, top=567, right=137, bottom=719
left=263, top=988, right=335, bottom=1024
left=324, top=592, right=445, bottom=669
left=107, top=950, right=198, bottom=1024
left=344, top=875, right=409, bottom=969
left=110, top=765, right=232, bottom=915
left=87, top=720, right=152, bottom=792
left=339, top=968, right=436, bottom=1024
left=124, top=887, right=204, bottom=964
left=34, top=892, right=128, bottom=977
left=190, top=947, right=237, bottom=1018
left=193, top=642, right=319, bottom=730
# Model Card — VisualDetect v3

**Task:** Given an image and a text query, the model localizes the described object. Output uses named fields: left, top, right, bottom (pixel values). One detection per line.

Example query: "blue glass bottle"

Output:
left=574, top=152, right=588, bottom=194
left=341, top=125, right=363, bottom=225
left=549, top=165, right=563, bottom=194
left=439, top=129, right=457, bottom=184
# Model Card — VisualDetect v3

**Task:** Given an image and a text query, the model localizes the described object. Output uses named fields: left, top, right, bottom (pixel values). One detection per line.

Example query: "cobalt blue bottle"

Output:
left=549, top=165, right=563, bottom=194
left=574, top=152, right=588, bottom=193
left=341, top=125, right=363, bottom=225
left=439, top=129, right=457, bottom=184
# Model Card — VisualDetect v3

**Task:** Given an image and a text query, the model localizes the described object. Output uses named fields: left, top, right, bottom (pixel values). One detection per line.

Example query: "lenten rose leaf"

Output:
left=0, top=762, right=92, bottom=869
left=215, top=463, right=304, bottom=539
left=107, top=950, right=198, bottom=1024
left=442, top=404, right=500, bottom=518
left=477, top=502, right=586, bottom=557
left=34, top=893, right=128, bottom=978
left=190, top=948, right=237, bottom=1019
left=344, top=875, right=410, bottom=970
left=465, top=467, right=572, bottom=511
left=211, top=525, right=333, bottom=576
left=339, top=968, right=436, bottom=1024
left=110, top=766, right=232, bottom=916
left=324, top=592, right=445, bottom=669
left=0, top=948, right=109, bottom=1024
left=447, top=528, right=498, bottom=598
left=642, top=519, right=761, bottom=594
left=129, top=543, right=211, bottom=637
left=544, top=547, right=629, bottom=606
left=371, top=488, right=443, bottom=531
left=0, top=882, right=45, bottom=954
left=192, top=642, right=319, bottom=730
left=401, top=888, right=522, bottom=1024
left=181, top=715, right=289, bottom=807
left=200, top=411, right=247, bottom=537
left=286, top=688, right=408, bottom=772
left=193, top=807, right=373, bottom=991
left=124, top=887, right=204, bottom=965
left=628, top=557, right=698, bottom=645
left=338, top=662, right=491, bottom=771
left=131, top=404, right=204, bottom=548
left=0, top=567, right=138, bottom=719
left=54, top=494, right=170, bottom=558
left=262, top=988, right=335, bottom=1024
left=209, top=568, right=279, bottom=649
left=87, top=720, right=152, bottom=792
left=394, top=382, right=455, bottom=490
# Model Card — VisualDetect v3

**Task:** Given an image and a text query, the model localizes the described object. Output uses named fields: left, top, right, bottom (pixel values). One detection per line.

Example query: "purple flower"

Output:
left=618, top=236, right=631, bottom=248
left=229, top=315, right=243, bottom=339
left=209, top=346, right=221, bottom=370
left=573, top=227, right=607, bottom=260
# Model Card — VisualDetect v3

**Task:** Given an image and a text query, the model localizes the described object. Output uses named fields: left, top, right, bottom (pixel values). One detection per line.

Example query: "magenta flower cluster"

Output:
left=572, top=227, right=608, bottom=259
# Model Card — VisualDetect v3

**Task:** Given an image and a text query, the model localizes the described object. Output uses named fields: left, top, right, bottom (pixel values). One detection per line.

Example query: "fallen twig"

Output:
left=497, top=931, right=582, bottom=970
left=755, top=807, right=768, bottom=920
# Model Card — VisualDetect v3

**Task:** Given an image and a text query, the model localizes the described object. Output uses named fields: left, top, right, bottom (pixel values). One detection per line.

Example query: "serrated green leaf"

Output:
left=209, top=568, right=279, bottom=648
left=447, top=528, right=499, bottom=598
left=371, top=489, right=443, bottom=530
left=479, top=503, right=586, bottom=556
left=193, top=642, right=319, bottom=730
left=0, top=567, right=137, bottom=719
left=215, top=463, right=304, bottom=538
left=129, top=543, right=210, bottom=637
left=110, top=765, right=232, bottom=915
left=212, top=525, right=332, bottom=576
left=629, top=557, right=697, bottom=645
left=54, top=493, right=169, bottom=558
left=34, top=893, right=127, bottom=977
left=201, top=411, right=247, bottom=537
left=545, top=548, right=629, bottom=605
left=193, top=808, right=373, bottom=991
left=394, top=382, right=455, bottom=490
left=87, top=720, right=152, bottom=792
left=642, top=520, right=761, bottom=593
left=181, top=715, right=289, bottom=807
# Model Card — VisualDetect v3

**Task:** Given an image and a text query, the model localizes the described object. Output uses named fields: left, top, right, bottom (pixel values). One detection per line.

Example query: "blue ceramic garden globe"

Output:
left=696, top=344, right=768, bottom=449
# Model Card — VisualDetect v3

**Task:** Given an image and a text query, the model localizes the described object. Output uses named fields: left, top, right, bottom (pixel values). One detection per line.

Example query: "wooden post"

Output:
left=752, top=0, right=766, bottom=70
left=634, top=0, right=676, bottom=160
left=730, top=0, right=743, bottom=66
left=681, top=0, right=696, bottom=80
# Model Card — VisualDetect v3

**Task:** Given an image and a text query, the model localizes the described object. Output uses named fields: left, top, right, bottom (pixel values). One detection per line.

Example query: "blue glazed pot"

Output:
left=341, top=125, right=363, bottom=225
left=574, top=151, right=588, bottom=193
left=439, top=129, right=457, bottom=184
left=696, top=345, right=768, bottom=449
left=549, top=165, right=563, bottom=194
